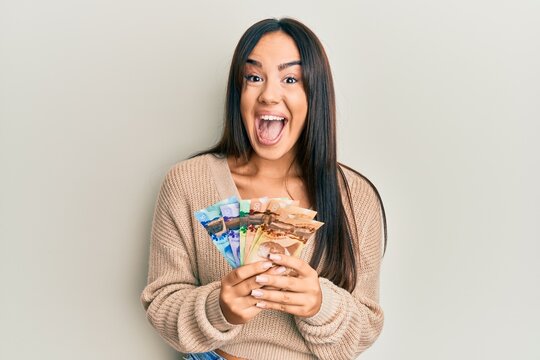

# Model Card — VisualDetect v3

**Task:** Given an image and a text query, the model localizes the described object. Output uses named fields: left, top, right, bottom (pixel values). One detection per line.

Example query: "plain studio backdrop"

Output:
left=1, top=0, right=539, bottom=359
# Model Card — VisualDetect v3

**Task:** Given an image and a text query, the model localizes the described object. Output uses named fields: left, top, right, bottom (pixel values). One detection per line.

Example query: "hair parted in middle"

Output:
left=195, top=17, right=387, bottom=292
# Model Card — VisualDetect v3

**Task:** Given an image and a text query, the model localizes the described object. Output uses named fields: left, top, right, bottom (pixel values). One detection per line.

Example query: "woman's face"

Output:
left=240, top=31, right=308, bottom=161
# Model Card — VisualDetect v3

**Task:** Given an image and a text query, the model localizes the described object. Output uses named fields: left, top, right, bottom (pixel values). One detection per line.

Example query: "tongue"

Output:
left=259, top=120, right=284, bottom=141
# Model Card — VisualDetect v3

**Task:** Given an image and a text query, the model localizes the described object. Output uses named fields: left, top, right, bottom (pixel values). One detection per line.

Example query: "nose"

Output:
left=257, top=78, right=282, bottom=105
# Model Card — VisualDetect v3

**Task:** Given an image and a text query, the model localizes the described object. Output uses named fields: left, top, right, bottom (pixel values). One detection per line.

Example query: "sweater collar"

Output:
left=205, top=153, right=242, bottom=201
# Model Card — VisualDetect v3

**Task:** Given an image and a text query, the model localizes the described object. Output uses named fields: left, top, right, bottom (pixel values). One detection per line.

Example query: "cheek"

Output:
left=289, top=89, right=308, bottom=110
left=239, top=94, right=249, bottom=115
left=240, top=94, right=257, bottom=133
left=240, top=89, right=257, bottom=114
left=289, top=93, right=308, bottom=120
left=289, top=94, right=308, bottom=133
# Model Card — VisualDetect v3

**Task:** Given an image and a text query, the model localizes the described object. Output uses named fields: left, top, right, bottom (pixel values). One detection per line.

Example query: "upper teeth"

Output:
left=260, top=115, right=285, bottom=121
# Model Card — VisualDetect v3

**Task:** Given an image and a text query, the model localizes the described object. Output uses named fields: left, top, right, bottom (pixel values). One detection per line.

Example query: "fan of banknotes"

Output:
left=194, top=196, right=324, bottom=268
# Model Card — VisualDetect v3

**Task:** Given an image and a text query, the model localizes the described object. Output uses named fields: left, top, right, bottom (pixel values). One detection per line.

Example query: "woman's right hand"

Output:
left=219, top=261, right=285, bottom=324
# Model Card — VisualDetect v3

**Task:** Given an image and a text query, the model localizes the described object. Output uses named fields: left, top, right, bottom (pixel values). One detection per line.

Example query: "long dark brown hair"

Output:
left=193, top=18, right=387, bottom=292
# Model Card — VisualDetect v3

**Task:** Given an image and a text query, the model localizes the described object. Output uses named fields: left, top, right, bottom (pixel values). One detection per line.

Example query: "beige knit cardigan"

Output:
left=140, top=153, right=384, bottom=360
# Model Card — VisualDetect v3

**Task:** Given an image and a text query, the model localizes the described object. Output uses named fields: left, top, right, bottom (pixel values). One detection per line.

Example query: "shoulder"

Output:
left=163, top=153, right=219, bottom=186
left=339, top=163, right=386, bottom=255
left=166, top=153, right=215, bottom=177
left=159, top=153, right=218, bottom=200
left=338, top=163, right=382, bottom=214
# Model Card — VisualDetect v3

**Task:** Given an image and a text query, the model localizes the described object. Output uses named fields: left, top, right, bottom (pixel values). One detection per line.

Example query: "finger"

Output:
left=250, top=288, right=305, bottom=307
left=223, top=261, right=273, bottom=287
left=230, top=274, right=265, bottom=296
left=254, top=273, right=305, bottom=292
left=238, top=295, right=265, bottom=310
left=223, top=297, right=263, bottom=324
left=254, top=300, right=305, bottom=316
left=231, top=265, right=288, bottom=295
left=242, top=305, right=263, bottom=318
left=267, top=253, right=315, bottom=277
left=265, top=265, right=288, bottom=276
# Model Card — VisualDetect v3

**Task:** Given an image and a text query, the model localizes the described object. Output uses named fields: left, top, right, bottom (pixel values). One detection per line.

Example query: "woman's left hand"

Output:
left=251, top=253, right=322, bottom=318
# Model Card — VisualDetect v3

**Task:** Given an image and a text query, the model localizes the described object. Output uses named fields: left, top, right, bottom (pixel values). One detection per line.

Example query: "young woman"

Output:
left=141, top=18, right=387, bottom=360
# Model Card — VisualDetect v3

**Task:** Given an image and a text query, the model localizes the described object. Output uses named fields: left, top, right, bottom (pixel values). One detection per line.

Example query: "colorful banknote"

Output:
left=238, top=199, right=251, bottom=266
left=243, top=197, right=270, bottom=262
left=220, top=202, right=241, bottom=267
left=194, top=196, right=238, bottom=268
left=244, top=206, right=323, bottom=264
left=195, top=196, right=324, bottom=269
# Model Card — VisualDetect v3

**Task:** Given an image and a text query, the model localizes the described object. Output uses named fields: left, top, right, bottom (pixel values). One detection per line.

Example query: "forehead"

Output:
left=247, top=31, right=301, bottom=65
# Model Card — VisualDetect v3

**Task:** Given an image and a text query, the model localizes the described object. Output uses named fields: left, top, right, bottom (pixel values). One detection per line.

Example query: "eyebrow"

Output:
left=246, top=58, right=302, bottom=71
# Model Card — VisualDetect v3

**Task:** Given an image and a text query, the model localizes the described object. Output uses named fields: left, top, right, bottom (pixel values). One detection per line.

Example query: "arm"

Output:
left=140, top=169, right=242, bottom=353
left=251, top=192, right=384, bottom=359
left=295, top=198, right=384, bottom=359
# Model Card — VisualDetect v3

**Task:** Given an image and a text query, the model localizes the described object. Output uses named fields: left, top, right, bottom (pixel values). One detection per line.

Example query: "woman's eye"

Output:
left=284, top=76, right=298, bottom=84
left=244, top=74, right=262, bottom=82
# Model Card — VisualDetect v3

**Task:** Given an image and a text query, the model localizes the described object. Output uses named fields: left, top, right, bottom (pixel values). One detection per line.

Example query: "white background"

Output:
left=1, top=0, right=539, bottom=359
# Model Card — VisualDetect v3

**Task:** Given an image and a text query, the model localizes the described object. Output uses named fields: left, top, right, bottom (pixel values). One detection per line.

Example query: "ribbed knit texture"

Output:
left=140, top=154, right=384, bottom=360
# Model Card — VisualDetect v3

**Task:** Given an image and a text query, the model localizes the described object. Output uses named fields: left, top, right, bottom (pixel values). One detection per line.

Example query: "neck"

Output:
left=231, top=151, right=301, bottom=180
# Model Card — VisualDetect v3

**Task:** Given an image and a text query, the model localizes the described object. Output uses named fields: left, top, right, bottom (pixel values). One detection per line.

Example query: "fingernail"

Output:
left=262, top=262, right=273, bottom=269
left=269, top=254, right=281, bottom=261
left=274, top=266, right=286, bottom=274
left=251, top=289, right=263, bottom=298
left=256, top=301, right=267, bottom=308
left=255, top=275, right=268, bottom=283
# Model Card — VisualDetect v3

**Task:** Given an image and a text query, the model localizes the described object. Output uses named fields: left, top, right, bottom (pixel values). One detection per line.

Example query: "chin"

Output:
left=252, top=144, right=294, bottom=162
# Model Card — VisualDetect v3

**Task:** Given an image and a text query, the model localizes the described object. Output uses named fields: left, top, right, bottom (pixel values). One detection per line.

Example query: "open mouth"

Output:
left=255, top=114, right=288, bottom=146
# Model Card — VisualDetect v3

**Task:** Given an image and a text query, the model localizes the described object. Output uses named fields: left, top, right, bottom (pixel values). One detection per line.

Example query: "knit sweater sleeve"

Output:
left=140, top=166, right=243, bottom=353
left=295, top=177, right=385, bottom=360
